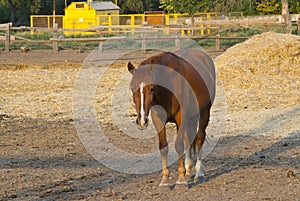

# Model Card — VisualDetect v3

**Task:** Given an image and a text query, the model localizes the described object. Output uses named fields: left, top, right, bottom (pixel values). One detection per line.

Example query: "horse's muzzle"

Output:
left=136, top=117, right=148, bottom=130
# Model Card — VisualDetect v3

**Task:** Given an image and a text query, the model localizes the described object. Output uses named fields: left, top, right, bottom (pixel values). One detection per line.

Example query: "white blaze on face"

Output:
left=140, top=82, right=145, bottom=126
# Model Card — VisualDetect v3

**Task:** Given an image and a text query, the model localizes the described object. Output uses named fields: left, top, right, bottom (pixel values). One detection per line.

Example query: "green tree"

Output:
left=1, top=0, right=41, bottom=25
left=256, top=0, right=281, bottom=14
left=212, top=0, right=257, bottom=14
left=39, top=0, right=69, bottom=15
left=159, top=0, right=175, bottom=13
left=160, top=0, right=210, bottom=14
left=288, top=0, right=300, bottom=13
left=159, top=0, right=211, bottom=25
left=143, top=0, right=161, bottom=11
left=0, top=1, right=10, bottom=24
left=119, top=0, right=144, bottom=13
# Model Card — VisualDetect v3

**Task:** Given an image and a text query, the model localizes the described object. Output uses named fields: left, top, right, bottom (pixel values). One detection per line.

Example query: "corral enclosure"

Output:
left=2, top=12, right=300, bottom=54
left=0, top=32, right=299, bottom=200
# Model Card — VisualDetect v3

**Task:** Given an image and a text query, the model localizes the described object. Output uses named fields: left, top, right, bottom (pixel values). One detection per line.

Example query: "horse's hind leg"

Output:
left=175, top=116, right=198, bottom=185
left=195, top=144, right=205, bottom=181
left=185, top=145, right=193, bottom=180
left=194, top=108, right=210, bottom=182
left=185, top=116, right=198, bottom=181
left=175, top=131, right=187, bottom=185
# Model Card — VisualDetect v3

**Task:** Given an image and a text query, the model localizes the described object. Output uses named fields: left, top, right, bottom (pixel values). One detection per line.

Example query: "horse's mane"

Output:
left=139, top=51, right=183, bottom=68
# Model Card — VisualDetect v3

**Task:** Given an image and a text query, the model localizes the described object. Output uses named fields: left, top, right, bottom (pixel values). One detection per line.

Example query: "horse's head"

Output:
left=127, top=61, right=156, bottom=130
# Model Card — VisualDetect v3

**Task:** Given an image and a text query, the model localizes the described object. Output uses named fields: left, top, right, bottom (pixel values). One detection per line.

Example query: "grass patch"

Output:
left=1, top=25, right=297, bottom=51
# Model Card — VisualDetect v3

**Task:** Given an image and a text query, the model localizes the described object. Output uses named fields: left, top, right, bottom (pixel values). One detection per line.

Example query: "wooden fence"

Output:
left=0, top=23, right=224, bottom=53
left=1, top=17, right=297, bottom=53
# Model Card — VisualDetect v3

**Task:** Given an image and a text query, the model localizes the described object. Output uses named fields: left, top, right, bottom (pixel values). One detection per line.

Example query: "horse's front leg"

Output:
left=151, top=108, right=169, bottom=187
left=158, top=126, right=169, bottom=187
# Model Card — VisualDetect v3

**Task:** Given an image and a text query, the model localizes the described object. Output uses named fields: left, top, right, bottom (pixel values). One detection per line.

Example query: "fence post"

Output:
left=175, top=34, right=180, bottom=50
left=53, top=23, right=58, bottom=52
left=108, top=15, right=112, bottom=33
left=99, top=41, right=103, bottom=52
left=5, top=23, right=10, bottom=53
left=165, top=14, right=169, bottom=25
left=141, top=31, right=146, bottom=53
left=298, top=18, right=300, bottom=36
left=30, top=16, right=34, bottom=34
left=216, top=27, right=220, bottom=51
left=200, top=17, right=204, bottom=35
left=206, top=13, right=211, bottom=34
left=131, top=15, right=135, bottom=35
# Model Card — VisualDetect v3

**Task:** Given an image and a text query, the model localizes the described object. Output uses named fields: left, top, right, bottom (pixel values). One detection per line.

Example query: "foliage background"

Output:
left=0, top=0, right=299, bottom=26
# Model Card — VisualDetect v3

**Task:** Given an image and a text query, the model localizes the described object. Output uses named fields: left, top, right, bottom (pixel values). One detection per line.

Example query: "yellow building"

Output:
left=63, top=1, right=120, bottom=34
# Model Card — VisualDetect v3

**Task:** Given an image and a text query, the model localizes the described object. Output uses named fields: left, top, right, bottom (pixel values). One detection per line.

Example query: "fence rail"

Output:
left=0, top=23, right=218, bottom=52
left=1, top=18, right=297, bottom=53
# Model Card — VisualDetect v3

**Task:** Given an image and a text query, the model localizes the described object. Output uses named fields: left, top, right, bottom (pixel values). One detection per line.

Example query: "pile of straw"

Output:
left=215, top=32, right=300, bottom=111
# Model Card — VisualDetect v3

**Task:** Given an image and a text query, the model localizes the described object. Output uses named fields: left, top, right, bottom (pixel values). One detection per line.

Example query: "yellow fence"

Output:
left=30, top=12, right=220, bottom=35
left=30, top=15, right=64, bottom=29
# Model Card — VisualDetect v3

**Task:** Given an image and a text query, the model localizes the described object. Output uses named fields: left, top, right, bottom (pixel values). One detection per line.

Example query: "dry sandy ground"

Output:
left=0, top=41, right=299, bottom=201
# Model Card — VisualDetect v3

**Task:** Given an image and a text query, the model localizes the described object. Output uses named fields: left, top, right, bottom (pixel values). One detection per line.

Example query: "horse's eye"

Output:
left=150, top=87, right=154, bottom=94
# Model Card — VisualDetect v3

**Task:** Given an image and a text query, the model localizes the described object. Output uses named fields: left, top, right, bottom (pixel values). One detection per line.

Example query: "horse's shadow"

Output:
left=188, top=107, right=300, bottom=188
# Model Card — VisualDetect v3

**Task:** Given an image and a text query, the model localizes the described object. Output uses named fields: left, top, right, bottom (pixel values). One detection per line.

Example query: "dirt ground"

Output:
left=0, top=45, right=299, bottom=201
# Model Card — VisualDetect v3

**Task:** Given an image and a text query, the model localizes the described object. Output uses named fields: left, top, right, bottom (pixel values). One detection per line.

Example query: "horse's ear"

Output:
left=127, top=62, right=136, bottom=74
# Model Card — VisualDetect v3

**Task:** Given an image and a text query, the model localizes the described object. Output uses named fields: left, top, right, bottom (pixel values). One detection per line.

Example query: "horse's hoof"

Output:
left=176, top=173, right=188, bottom=185
left=194, top=175, right=205, bottom=183
left=174, top=182, right=189, bottom=190
left=159, top=182, right=169, bottom=187
left=159, top=177, right=169, bottom=188
left=158, top=183, right=171, bottom=192
left=176, top=180, right=187, bottom=185
left=185, top=173, right=192, bottom=181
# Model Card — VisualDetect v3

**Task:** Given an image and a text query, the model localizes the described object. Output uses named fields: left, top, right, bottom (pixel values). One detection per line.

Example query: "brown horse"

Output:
left=127, top=49, right=215, bottom=187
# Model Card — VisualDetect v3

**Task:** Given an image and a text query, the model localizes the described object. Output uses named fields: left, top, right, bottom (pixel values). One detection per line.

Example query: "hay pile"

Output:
left=0, top=63, right=80, bottom=119
left=215, top=32, right=300, bottom=111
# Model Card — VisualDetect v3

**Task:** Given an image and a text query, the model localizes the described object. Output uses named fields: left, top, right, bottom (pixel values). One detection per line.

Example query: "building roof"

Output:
left=91, top=1, right=120, bottom=11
